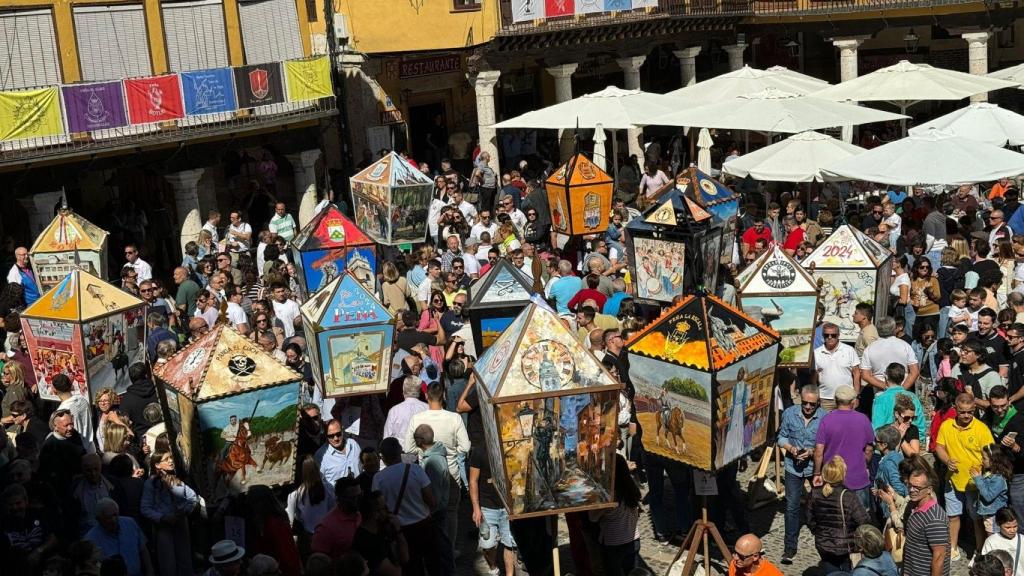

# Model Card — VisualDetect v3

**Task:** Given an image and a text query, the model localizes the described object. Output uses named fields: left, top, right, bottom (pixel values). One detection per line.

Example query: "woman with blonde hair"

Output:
left=807, top=456, right=871, bottom=573
left=197, top=229, right=215, bottom=259
left=101, top=421, right=142, bottom=473
left=496, top=221, right=520, bottom=256
left=380, top=261, right=412, bottom=316
left=92, top=386, right=122, bottom=451
left=0, top=361, right=30, bottom=430
left=286, top=455, right=335, bottom=557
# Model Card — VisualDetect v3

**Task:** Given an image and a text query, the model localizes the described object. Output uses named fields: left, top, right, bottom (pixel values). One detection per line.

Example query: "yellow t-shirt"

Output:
left=936, top=417, right=994, bottom=491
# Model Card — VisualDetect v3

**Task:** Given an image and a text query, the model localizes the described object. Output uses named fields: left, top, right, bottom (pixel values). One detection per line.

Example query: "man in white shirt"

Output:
left=469, top=209, right=498, bottom=242
left=417, top=259, right=443, bottom=307
left=225, top=286, right=250, bottom=335
left=271, top=283, right=301, bottom=338
left=268, top=203, right=297, bottom=243
left=122, top=244, right=152, bottom=282
left=860, top=316, right=920, bottom=399
left=813, top=322, right=862, bottom=412
left=497, top=195, right=526, bottom=231
left=226, top=211, right=252, bottom=253
left=383, top=376, right=428, bottom=440
left=315, top=420, right=362, bottom=484
left=53, top=373, right=94, bottom=453
left=202, top=210, right=221, bottom=246
left=193, top=291, right=220, bottom=331
left=449, top=190, right=478, bottom=225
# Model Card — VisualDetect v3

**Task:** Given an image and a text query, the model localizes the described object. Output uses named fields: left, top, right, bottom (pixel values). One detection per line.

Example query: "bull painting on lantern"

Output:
left=629, top=352, right=712, bottom=470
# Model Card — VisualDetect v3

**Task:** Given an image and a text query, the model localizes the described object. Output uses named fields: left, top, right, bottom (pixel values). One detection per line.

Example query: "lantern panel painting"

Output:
left=83, top=309, right=145, bottom=393
left=390, top=185, right=431, bottom=244
left=317, top=327, right=393, bottom=397
left=814, top=269, right=878, bottom=342
left=632, top=237, right=685, bottom=303
left=352, top=183, right=391, bottom=244
left=741, top=295, right=817, bottom=364
left=24, top=319, right=86, bottom=400
left=32, top=252, right=104, bottom=292
left=196, top=383, right=300, bottom=498
left=162, top=384, right=196, bottom=473
left=494, top=391, right=618, bottom=517
left=630, top=353, right=712, bottom=470
left=480, top=317, right=514, bottom=350
left=713, top=345, right=778, bottom=469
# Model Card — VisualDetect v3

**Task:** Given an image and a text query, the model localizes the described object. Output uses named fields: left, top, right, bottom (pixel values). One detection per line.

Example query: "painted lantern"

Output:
left=20, top=269, right=146, bottom=401
left=466, top=257, right=535, bottom=354
left=544, top=153, right=614, bottom=236
left=300, top=272, right=394, bottom=397
left=735, top=245, right=821, bottom=367
left=472, top=298, right=622, bottom=519
left=290, top=204, right=377, bottom=295
left=802, top=225, right=892, bottom=342
left=625, top=167, right=739, bottom=304
left=154, top=326, right=302, bottom=500
left=29, top=208, right=109, bottom=292
left=626, top=294, right=780, bottom=471
left=349, top=152, right=433, bottom=245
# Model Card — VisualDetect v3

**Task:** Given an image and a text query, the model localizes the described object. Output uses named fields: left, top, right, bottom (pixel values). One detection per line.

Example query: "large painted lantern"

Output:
left=735, top=246, right=821, bottom=367
left=625, top=167, right=739, bottom=304
left=154, top=326, right=302, bottom=500
left=300, top=272, right=394, bottom=397
left=21, top=269, right=145, bottom=401
left=349, top=152, right=433, bottom=245
left=466, top=258, right=534, bottom=354
left=29, top=209, right=109, bottom=292
left=290, top=204, right=377, bottom=295
left=803, top=225, right=892, bottom=342
left=545, top=153, right=614, bottom=236
left=472, top=298, right=622, bottom=519
left=626, top=294, right=780, bottom=471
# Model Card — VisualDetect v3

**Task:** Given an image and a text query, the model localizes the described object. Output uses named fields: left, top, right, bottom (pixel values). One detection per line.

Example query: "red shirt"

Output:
left=568, top=288, right=608, bottom=311
left=741, top=226, right=772, bottom=250
left=311, top=508, right=361, bottom=559
left=782, top=227, right=805, bottom=252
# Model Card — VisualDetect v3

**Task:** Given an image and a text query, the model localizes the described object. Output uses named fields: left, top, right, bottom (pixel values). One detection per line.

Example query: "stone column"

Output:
left=165, top=169, right=206, bottom=255
left=833, top=36, right=869, bottom=143
left=471, top=70, right=502, bottom=172
left=722, top=43, right=747, bottom=71
left=18, top=191, right=64, bottom=240
left=963, top=31, right=993, bottom=102
left=673, top=46, right=702, bottom=87
left=616, top=55, right=647, bottom=162
left=286, top=149, right=323, bottom=228
left=546, top=63, right=579, bottom=161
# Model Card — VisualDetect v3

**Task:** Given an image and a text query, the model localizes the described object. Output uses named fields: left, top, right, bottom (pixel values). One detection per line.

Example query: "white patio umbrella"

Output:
left=821, top=128, right=1024, bottom=185
left=493, top=85, right=677, bottom=129
left=989, top=63, right=1024, bottom=85
left=722, top=130, right=866, bottom=182
left=652, top=87, right=907, bottom=132
left=666, top=65, right=828, bottom=106
left=593, top=125, right=608, bottom=171
left=697, top=128, right=713, bottom=173
left=813, top=60, right=1019, bottom=133
left=908, top=102, right=1024, bottom=147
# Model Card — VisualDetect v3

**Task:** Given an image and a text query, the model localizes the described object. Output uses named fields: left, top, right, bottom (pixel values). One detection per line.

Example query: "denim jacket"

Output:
left=974, top=472, right=1009, bottom=516
left=777, top=404, right=825, bottom=477
left=876, top=451, right=907, bottom=519
left=141, top=477, right=200, bottom=522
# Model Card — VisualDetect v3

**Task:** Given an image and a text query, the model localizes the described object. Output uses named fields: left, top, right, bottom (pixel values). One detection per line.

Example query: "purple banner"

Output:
left=62, top=82, right=128, bottom=133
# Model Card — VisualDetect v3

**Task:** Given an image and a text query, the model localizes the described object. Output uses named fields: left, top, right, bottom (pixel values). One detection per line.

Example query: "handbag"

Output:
left=885, top=525, right=905, bottom=564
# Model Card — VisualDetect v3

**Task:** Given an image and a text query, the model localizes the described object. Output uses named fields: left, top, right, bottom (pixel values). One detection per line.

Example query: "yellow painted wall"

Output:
left=336, top=0, right=499, bottom=54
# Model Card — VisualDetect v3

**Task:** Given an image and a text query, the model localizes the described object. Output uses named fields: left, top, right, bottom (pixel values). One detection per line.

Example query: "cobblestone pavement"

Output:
left=456, top=456, right=976, bottom=575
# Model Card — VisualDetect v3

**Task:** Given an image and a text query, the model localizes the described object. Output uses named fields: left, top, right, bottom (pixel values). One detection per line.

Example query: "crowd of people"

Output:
left=5, top=141, right=1024, bottom=576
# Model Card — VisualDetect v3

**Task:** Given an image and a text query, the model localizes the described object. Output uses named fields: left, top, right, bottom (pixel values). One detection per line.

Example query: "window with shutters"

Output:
left=0, top=9, right=62, bottom=90
left=238, top=0, right=303, bottom=65
left=162, top=0, right=230, bottom=72
left=74, top=5, right=152, bottom=81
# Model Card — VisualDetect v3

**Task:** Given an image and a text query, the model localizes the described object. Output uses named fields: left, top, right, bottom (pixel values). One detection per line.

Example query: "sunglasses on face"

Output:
left=823, top=333, right=839, bottom=339
left=327, top=432, right=343, bottom=439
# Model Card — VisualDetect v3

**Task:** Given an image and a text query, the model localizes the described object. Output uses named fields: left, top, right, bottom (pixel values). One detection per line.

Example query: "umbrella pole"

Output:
left=901, top=103, right=908, bottom=137
left=612, top=130, right=620, bottom=191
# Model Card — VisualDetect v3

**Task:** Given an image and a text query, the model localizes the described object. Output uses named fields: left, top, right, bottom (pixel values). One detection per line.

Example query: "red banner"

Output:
left=545, top=0, right=574, bottom=17
left=125, top=75, right=184, bottom=125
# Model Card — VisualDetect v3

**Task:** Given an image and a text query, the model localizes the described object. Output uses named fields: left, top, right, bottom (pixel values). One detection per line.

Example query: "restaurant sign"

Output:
left=399, top=55, right=462, bottom=79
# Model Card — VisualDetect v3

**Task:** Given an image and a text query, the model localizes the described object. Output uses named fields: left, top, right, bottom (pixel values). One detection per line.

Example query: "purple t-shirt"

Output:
left=815, top=409, right=875, bottom=490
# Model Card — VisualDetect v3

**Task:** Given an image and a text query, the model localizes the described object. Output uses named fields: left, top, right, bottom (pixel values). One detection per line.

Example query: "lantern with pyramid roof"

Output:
left=471, top=297, right=622, bottom=519
left=625, top=167, right=740, bottom=304
left=802, top=225, right=893, bottom=342
left=544, top=153, right=614, bottom=236
left=29, top=208, right=109, bottom=292
left=349, top=151, right=433, bottom=245
left=154, top=325, right=303, bottom=500
left=466, top=257, right=535, bottom=354
left=290, top=203, right=377, bottom=295
left=300, top=272, right=395, bottom=398
left=735, top=246, right=820, bottom=367
left=20, top=268, right=146, bottom=402
left=626, top=293, right=779, bottom=471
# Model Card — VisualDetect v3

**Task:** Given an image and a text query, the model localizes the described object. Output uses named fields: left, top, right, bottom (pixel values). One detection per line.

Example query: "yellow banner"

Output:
left=0, top=87, right=64, bottom=141
left=284, top=56, right=333, bottom=102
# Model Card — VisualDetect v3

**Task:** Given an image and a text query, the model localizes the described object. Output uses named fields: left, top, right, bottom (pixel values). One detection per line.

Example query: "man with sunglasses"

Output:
left=903, top=463, right=950, bottom=576
left=813, top=323, right=861, bottom=412
left=470, top=210, right=498, bottom=244
left=122, top=244, right=152, bottom=282
left=1004, top=323, right=1024, bottom=409
left=315, top=419, right=362, bottom=485
left=729, top=533, right=781, bottom=576
left=777, top=385, right=825, bottom=564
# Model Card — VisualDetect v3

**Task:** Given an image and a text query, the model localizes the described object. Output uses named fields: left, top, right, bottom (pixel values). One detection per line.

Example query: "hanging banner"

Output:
left=604, top=0, right=630, bottom=8
left=545, top=0, right=574, bottom=17
left=283, top=56, right=333, bottom=102
left=630, top=0, right=657, bottom=6
left=125, top=74, right=184, bottom=125
left=575, top=0, right=603, bottom=14
left=61, top=82, right=128, bottom=133
left=0, top=87, right=64, bottom=141
left=234, top=62, right=285, bottom=108
left=511, top=0, right=544, bottom=21
left=181, top=68, right=237, bottom=116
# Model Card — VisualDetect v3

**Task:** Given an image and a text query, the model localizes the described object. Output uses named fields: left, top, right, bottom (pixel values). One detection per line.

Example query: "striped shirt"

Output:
left=903, top=497, right=950, bottom=576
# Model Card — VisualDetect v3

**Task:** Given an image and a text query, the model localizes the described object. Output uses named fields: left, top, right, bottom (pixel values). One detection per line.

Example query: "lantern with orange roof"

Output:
left=544, top=153, right=614, bottom=236
left=28, top=208, right=109, bottom=293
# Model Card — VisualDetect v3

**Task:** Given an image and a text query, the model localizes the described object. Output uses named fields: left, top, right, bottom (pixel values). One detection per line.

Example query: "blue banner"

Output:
left=180, top=68, right=237, bottom=116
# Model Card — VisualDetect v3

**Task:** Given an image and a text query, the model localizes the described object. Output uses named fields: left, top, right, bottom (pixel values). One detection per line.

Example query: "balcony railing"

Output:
left=497, top=0, right=753, bottom=35
left=0, top=97, right=336, bottom=168
left=752, top=0, right=981, bottom=16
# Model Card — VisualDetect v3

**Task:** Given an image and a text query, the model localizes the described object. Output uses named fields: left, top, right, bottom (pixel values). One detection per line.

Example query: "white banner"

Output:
left=631, top=0, right=659, bottom=7
left=576, top=0, right=604, bottom=14
left=511, top=0, right=544, bottom=22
